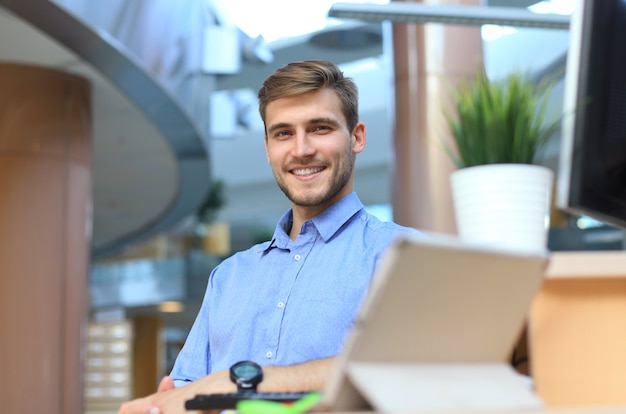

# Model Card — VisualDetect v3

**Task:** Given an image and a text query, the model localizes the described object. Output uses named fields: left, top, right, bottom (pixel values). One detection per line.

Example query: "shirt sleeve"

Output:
left=169, top=266, right=218, bottom=387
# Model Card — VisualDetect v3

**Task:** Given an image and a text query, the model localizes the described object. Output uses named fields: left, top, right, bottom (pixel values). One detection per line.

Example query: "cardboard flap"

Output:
left=345, top=362, right=543, bottom=413
left=317, top=236, right=548, bottom=412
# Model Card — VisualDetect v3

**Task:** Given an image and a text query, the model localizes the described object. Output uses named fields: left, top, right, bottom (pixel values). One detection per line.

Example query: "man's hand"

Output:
left=118, top=371, right=234, bottom=414
left=117, top=376, right=175, bottom=414
left=118, top=358, right=335, bottom=414
left=157, top=377, right=175, bottom=393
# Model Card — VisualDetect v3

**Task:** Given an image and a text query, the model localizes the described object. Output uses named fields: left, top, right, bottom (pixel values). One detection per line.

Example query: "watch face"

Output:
left=230, top=361, right=263, bottom=391
left=233, top=362, right=260, bottom=380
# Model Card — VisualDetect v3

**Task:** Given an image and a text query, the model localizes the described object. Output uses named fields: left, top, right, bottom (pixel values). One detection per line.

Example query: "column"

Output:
left=391, top=0, right=484, bottom=233
left=0, top=64, right=91, bottom=413
left=132, top=315, right=164, bottom=399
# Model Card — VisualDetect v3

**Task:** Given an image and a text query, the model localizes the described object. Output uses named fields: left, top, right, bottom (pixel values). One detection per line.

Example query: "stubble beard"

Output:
left=274, top=149, right=355, bottom=208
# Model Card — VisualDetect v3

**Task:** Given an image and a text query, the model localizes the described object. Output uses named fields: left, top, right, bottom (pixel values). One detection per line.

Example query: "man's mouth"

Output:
left=291, top=166, right=325, bottom=177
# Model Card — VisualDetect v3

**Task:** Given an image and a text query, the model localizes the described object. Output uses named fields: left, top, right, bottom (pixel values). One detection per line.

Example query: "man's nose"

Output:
left=292, top=131, right=315, bottom=157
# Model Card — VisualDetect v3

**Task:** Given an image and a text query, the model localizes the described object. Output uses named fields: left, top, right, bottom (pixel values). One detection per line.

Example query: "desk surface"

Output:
left=547, top=251, right=626, bottom=279
left=197, top=407, right=626, bottom=414
left=304, top=407, right=626, bottom=414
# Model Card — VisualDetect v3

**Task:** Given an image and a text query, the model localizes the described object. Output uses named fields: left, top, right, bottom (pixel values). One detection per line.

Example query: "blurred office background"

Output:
left=0, top=0, right=622, bottom=412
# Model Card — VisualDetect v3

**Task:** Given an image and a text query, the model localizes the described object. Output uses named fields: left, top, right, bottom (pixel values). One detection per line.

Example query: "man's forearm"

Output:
left=258, top=357, right=336, bottom=392
left=119, top=358, right=337, bottom=414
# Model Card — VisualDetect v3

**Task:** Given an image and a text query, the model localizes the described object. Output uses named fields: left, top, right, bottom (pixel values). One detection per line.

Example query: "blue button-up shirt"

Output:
left=170, top=192, right=420, bottom=386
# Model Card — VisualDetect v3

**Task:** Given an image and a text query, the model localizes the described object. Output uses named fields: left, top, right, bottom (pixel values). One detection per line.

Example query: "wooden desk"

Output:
left=202, top=408, right=626, bottom=414
left=530, top=251, right=626, bottom=406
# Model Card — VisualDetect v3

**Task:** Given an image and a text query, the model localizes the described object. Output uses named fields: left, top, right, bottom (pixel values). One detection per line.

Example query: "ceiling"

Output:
left=0, top=0, right=212, bottom=259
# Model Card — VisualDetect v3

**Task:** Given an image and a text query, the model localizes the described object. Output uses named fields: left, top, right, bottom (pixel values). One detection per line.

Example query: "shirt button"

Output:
left=277, top=301, right=285, bottom=309
left=294, top=254, right=301, bottom=261
left=265, top=351, right=273, bottom=359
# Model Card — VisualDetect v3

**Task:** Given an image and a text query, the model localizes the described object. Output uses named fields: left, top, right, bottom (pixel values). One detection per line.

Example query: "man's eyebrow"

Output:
left=309, top=117, right=341, bottom=127
left=267, top=122, right=292, bottom=134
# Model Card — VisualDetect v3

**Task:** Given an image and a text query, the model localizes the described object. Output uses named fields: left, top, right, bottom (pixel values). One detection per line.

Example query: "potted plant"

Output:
left=444, top=69, right=560, bottom=252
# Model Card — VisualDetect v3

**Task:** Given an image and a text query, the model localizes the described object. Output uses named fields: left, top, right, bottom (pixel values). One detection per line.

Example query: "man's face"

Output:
left=264, top=88, right=365, bottom=212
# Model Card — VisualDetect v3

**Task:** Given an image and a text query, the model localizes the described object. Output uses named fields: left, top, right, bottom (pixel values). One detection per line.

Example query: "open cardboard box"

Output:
left=318, top=236, right=547, bottom=413
left=531, top=251, right=626, bottom=406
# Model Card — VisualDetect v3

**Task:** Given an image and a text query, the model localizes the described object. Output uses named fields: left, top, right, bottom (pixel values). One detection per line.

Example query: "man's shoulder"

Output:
left=212, top=240, right=271, bottom=271
left=362, top=212, right=422, bottom=237
left=337, top=211, right=423, bottom=254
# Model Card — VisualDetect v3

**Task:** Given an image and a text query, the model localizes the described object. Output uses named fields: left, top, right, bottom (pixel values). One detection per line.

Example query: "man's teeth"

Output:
left=293, top=167, right=323, bottom=176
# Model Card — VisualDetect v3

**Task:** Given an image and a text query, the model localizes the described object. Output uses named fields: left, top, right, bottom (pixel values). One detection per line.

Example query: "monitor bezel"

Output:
left=556, top=0, right=626, bottom=229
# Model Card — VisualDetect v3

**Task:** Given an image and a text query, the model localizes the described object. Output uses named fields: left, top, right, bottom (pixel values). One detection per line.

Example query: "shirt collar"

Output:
left=310, top=192, right=364, bottom=242
left=264, top=192, right=364, bottom=251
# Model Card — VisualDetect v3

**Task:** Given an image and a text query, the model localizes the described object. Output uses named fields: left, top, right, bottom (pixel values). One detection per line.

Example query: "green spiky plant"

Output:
left=445, top=70, right=559, bottom=169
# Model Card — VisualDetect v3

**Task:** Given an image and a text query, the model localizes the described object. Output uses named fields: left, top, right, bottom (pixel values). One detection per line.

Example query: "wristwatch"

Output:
left=230, top=360, right=263, bottom=392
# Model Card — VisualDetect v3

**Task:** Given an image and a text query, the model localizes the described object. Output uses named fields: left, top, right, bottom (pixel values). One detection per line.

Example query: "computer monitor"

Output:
left=556, top=0, right=626, bottom=229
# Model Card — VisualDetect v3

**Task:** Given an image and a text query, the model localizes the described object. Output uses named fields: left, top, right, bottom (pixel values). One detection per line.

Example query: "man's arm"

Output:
left=118, top=357, right=336, bottom=414
left=257, top=357, right=335, bottom=392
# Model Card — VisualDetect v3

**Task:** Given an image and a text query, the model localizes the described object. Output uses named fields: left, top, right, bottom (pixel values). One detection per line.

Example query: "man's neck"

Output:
left=288, top=203, right=327, bottom=241
left=288, top=191, right=353, bottom=241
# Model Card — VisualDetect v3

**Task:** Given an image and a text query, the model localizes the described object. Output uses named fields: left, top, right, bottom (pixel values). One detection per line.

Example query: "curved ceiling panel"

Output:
left=0, top=1, right=211, bottom=259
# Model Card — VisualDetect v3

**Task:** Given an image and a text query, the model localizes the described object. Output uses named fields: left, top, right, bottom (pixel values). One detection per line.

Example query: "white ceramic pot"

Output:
left=450, top=164, right=554, bottom=253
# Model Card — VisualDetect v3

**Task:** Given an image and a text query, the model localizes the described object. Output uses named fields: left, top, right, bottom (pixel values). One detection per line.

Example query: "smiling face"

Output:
left=264, top=88, right=366, bottom=219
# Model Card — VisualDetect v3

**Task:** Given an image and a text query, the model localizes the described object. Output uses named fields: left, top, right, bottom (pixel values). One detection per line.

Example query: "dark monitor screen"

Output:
left=556, top=0, right=626, bottom=229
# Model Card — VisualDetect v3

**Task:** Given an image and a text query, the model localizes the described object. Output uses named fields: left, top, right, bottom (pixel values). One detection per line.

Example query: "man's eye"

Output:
left=314, top=125, right=331, bottom=132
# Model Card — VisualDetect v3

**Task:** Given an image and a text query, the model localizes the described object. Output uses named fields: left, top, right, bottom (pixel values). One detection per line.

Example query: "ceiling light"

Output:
left=328, top=2, right=570, bottom=30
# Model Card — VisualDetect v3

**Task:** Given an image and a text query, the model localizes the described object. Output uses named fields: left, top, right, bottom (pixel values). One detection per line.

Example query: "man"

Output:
left=119, top=60, right=420, bottom=414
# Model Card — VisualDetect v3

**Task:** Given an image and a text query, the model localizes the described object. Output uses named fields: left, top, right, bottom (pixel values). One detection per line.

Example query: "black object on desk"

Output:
left=184, top=391, right=309, bottom=410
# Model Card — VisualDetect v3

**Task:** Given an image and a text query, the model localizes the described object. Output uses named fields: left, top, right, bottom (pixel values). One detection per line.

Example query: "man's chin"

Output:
left=288, top=190, right=329, bottom=207
left=290, top=197, right=324, bottom=207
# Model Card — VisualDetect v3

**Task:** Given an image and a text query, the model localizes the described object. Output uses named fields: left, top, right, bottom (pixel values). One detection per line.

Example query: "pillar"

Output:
left=132, top=315, right=164, bottom=398
left=392, top=0, right=484, bottom=233
left=0, top=64, right=91, bottom=413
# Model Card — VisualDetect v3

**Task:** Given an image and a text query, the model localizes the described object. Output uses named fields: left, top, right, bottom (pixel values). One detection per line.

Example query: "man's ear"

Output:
left=352, top=122, right=366, bottom=154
